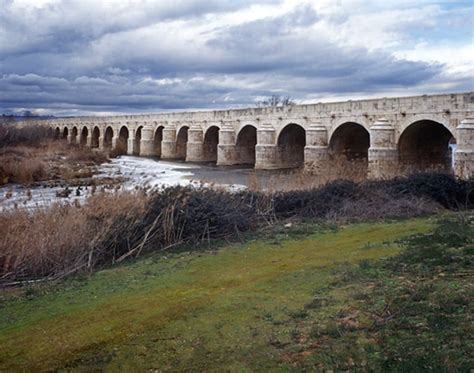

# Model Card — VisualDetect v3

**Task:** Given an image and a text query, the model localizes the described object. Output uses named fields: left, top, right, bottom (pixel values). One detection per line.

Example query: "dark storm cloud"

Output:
left=0, top=0, right=471, bottom=115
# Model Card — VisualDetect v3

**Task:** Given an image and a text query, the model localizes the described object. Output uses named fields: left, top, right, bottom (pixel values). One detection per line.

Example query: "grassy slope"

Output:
left=272, top=217, right=473, bottom=371
left=0, top=218, right=433, bottom=371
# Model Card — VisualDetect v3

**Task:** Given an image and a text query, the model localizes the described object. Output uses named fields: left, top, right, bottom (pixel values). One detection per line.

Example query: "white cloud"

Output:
left=141, top=77, right=183, bottom=86
left=395, top=43, right=474, bottom=74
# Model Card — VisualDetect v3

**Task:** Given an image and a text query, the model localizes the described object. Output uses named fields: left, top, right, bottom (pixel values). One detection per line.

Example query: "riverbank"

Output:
left=2, top=172, right=472, bottom=284
left=0, top=156, right=196, bottom=211
left=0, top=140, right=107, bottom=187
left=0, top=139, right=110, bottom=211
left=0, top=215, right=471, bottom=371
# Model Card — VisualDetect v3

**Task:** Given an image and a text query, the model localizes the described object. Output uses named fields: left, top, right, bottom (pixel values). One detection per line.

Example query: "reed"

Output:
left=0, top=139, right=108, bottom=186
left=1, top=173, right=471, bottom=284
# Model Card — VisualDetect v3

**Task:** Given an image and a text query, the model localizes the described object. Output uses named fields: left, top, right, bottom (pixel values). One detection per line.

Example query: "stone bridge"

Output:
left=37, top=92, right=474, bottom=179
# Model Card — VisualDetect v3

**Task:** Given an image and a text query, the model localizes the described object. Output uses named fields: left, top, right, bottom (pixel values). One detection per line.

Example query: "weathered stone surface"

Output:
left=33, top=92, right=474, bottom=179
left=454, top=117, right=474, bottom=179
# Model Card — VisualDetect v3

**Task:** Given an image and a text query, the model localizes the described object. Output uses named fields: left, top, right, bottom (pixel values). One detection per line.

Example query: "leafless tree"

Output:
left=257, top=94, right=295, bottom=108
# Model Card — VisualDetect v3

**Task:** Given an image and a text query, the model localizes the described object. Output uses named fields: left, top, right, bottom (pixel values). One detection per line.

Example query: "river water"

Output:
left=0, top=156, right=263, bottom=212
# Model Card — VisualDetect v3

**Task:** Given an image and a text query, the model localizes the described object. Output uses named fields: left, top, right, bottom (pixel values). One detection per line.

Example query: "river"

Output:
left=0, top=156, right=277, bottom=212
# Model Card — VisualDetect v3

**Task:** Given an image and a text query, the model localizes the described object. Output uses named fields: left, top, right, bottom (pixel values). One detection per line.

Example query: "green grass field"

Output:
left=0, top=216, right=462, bottom=371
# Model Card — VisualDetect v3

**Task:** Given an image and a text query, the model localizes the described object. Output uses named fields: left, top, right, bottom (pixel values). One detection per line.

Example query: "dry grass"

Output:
left=0, top=157, right=46, bottom=185
left=248, top=158, right=369, bottom=192
left=110, top=142, right=127, bottom=158
left=306, top=155, right=369, bottom=183
left=0, top=192, right=148, bottom=281
left=0, top=139, right=108, bottom=186
left=247, top=156, right=456, bottom=193
left=0, top=123, right=52, bottom=147
left=0, top=123, right=108, bottom=186
left=1, top=174, right=471, bottom=284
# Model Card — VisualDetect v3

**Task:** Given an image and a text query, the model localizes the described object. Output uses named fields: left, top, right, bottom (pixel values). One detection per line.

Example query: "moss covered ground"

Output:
left=1, top=216, right=469, bottom=371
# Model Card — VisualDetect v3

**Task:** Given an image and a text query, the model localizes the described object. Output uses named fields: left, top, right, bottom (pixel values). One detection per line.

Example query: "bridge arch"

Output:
left=134, top=126, right=143, bottom=155
left=71, top=127, right=78, bottom=144
left=176, top=125, right=189, bottom=160
left=80, top=126, right=88, bottom=146
left=396, top=115, right=452, bottom=143
left=91, top=126, right=100, bottom=148
left=398, top=119, right=455, bottom=173
left=117, top=126, right=129, bottom=155
left=203, top=125, right=220, bottom=162
left=277, top=123, right=306, bottom=168
left=237, top=121, right=257, bottom=135
left=54, top=127, right=60, bottom=139
left=329, top=121, right=370, bottom=178
left=329, top=118, right=370, bottom=142
left=104, top=126, right=114, bottom=149
left=153, top=126, right=164, bottom=157
left=236, top=124, right=257, bottom=165
left=62, top=127, right=69, bottom=139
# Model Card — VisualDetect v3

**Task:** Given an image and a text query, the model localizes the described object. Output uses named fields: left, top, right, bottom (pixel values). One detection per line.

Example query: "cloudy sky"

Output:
left=0, top=0, right=473, bottom=116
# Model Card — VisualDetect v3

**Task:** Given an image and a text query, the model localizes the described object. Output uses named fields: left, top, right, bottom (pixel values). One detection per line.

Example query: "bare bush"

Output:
left=256, top=94, right=295, bottom=108
left=0, top=192, right=148, bottom=281
left=324, top=193, right=441, bottom=222
left=1, top=173, right=472, bottom=284
left=0, top=156, right=46, bottom=185
left=0, top=139, right=108, bottom=186
left=0, top=123, right=53, bottom=147
left=69, top=148, right=108, bottom=164
left=248, top=157, right=369, bottom=193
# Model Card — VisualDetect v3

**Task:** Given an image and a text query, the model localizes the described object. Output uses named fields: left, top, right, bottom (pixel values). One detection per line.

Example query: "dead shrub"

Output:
left=0, top=173, right=472, bottom=284
left=0, top=187, right=259, bottom=282
left=67, top=146, right=108, bottom=164
left=0, top=192, right=148, bottom=281
left=368, top=173, right=474, bottom=209
left=0, top=138, right=108, bottom=186
left=143, top=186, right=257, bottom=246
left=59, top=167, right=94, bottom=180
left=110, top=142, right=127, bottom=157
left=0, top=123, right=53, bottom=147
left=324, top=193, right=441, bottom=222
left=0, top=155, right=47, bottom=185
left=249, top=157, right=370, bottom=193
